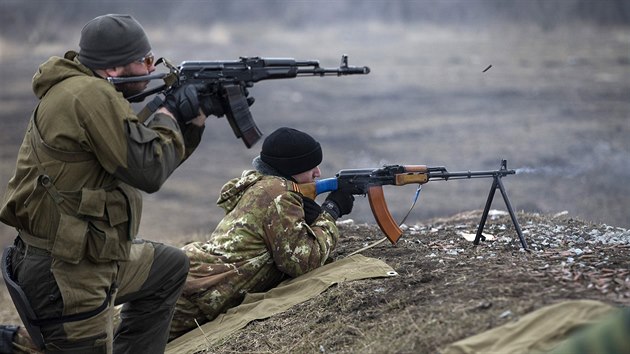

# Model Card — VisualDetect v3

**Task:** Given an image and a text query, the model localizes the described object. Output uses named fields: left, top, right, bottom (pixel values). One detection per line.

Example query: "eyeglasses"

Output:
left=136, top=52, right=154, bottom=67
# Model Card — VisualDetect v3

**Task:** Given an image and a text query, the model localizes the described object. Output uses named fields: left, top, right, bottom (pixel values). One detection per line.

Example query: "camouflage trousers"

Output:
left=9, top=237, right=188, bottom=353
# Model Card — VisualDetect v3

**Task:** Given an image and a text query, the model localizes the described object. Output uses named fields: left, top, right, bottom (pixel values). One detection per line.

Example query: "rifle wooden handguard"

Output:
left=368, top=185, right=403, bottom=244
left=395, top=172, right=429, bottom=186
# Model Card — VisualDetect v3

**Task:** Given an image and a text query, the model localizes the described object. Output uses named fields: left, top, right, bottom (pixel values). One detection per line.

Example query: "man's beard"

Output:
left=115, top=67, right=149, bottom=99
left=116, top=81, right=148, bottom=99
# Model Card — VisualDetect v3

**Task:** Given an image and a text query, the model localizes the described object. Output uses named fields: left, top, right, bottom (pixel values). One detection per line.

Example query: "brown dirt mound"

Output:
left=202, top=210, right=630, bottom=353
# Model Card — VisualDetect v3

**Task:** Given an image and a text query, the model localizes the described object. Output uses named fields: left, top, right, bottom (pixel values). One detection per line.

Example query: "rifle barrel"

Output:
left=429, top=169, right=515, bottom=180
left=296, top=67, right=371, bottom=76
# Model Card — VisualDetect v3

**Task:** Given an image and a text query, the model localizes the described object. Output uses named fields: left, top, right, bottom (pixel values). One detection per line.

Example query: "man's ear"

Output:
left=103, top=67, right=122, bottom=77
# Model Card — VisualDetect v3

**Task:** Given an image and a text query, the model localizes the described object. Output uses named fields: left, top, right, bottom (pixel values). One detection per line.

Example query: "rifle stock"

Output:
left=298, top=183, right=318, bottom=200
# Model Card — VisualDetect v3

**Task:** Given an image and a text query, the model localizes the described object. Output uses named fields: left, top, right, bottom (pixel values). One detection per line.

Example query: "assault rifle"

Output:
left=108, top=55, right=370, bottom=148
left=300, top=159, right=528, bottom=250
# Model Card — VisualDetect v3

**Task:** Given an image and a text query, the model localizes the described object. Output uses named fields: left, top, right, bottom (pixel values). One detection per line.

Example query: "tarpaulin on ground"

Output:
left=165, top=254, right=397, bottom=354
left=441, top=299, right=617, bottom=354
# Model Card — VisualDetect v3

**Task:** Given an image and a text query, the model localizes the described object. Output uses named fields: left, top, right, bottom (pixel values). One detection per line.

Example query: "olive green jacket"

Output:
left=179, top=170, right=339, bottom=323
left=0, top=51, right=203, bottom=263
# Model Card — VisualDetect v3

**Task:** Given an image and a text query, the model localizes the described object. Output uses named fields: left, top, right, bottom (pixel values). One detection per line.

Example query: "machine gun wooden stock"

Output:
left=299, top=159, right=528, bottom=250
left=108, top=55, right=370, bottom=148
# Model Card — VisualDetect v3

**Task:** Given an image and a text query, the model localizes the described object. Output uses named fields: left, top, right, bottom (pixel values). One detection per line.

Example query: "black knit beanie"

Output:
left=260, top=127, right=322, bottom=177
left=78, top=14, right=151, bottom=69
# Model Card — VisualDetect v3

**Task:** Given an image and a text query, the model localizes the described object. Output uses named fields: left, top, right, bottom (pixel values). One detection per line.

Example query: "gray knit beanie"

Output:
left=78, top=14, right=151, bottom=69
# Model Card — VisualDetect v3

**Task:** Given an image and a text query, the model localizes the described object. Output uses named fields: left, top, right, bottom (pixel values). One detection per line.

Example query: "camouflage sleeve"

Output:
left=264, top=190, right=339, bottom=278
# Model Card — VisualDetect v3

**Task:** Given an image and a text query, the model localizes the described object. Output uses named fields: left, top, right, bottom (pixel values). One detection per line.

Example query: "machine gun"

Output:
left=108, top=55, right=370, bottom=148
left=300, top=159, right=527, bottom=250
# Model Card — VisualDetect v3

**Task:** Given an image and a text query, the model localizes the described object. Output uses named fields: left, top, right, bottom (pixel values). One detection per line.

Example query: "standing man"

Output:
left=169, top=127, right=355, bottom=339
left=1, top=14, right=211, bottom=353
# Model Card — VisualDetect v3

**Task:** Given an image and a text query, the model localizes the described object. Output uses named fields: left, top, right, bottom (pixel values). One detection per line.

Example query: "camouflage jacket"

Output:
left=181, top=170, right=339, bottom=322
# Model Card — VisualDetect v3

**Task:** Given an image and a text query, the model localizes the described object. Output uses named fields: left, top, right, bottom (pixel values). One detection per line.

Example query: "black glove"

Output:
left=163, top=84, right=200, bottom=125
left=322, top=190, right=355, bottom=220
left=302, top=196, right=321, bottom=225
left=197, top=88, right=225, bottom=118
left=197, top=84, right=253, bottom=118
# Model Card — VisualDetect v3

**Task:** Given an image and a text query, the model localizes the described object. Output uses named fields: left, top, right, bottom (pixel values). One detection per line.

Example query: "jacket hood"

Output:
left=216, top=170, right=264, bottom=213
left=32, top=51, right=95, bottom=99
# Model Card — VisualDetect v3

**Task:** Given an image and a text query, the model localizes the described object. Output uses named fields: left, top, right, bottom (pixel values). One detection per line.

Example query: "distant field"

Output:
left=1, top=21, right=628, bottom=248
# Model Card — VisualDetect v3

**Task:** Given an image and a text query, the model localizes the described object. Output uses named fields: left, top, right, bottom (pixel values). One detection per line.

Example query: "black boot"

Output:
left=0, top=325, right=19, bottom=354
